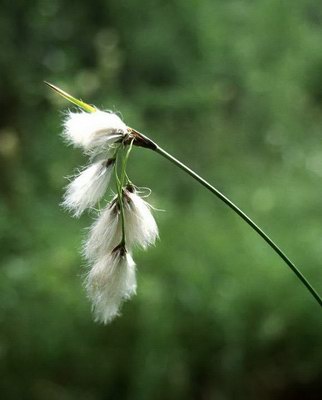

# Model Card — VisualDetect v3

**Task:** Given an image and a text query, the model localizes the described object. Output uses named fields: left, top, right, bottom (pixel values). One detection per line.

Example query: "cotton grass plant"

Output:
left=46, top=82, right=322, bottom=324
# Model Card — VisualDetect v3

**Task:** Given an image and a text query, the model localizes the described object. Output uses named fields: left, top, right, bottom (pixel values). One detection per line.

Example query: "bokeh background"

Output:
left=1, top=0, right=322, bottom=399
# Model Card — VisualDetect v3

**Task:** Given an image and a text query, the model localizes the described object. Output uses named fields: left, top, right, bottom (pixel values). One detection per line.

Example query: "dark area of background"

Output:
left=0, top=0, right=322, bottom=399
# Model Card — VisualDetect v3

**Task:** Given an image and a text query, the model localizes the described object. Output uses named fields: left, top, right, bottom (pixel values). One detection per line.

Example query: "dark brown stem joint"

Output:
left=127, top=128, right=157, bottom=150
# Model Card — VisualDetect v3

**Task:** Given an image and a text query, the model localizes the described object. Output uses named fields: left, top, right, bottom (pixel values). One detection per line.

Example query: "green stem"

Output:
left=121, top=138, right=134, bottom=185
left=133, top=130, right=322, bottom=308
left=114, top=147, right=126, bottom=247
left=114, top=139, right=135, bottom=247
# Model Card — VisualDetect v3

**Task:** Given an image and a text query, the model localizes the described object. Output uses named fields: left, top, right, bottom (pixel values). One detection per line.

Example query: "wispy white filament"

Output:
left=85, top=249, right=137, bottom=324
left=63, top=110, right=128, bottom=152
left=124, top=188, right=159, bottom=249
left=84, top=200, right=121, bottom=261
left=62, top=160, right=114, bottom=217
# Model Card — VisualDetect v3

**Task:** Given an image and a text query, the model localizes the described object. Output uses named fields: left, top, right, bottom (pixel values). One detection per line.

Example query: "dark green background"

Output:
left=0, top=0, right=322, bottom=399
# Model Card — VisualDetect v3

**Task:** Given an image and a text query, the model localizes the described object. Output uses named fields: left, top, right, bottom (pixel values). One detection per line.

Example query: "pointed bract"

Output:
left=62, top=159, right=114, bottom=217
left=85, top=249, right=137, bottom=324
left=63, top=110, right=127, bottom=152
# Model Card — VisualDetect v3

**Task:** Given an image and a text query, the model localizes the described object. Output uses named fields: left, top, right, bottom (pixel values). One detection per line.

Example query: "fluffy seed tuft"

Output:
left=83, top=199, right=121, bottom=261
left=124, top=187, right=159, bottom=249
left=63, top=110, right=127, bottom=153
left=85, top=249, right=137, bottom=324
left=62, top=159, right=114, bottom=217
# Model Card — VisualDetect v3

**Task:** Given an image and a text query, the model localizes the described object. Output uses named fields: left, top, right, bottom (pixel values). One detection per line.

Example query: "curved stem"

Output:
left=132, top=130, right=322, bottom=307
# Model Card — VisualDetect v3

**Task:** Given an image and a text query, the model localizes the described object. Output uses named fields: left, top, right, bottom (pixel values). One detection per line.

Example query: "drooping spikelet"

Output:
left=124, top=186, right=159, bottom=249
left=84, top=186, right=158, bottom=261
left=85, top=247, right=137, bottom=324
left=63, top=110, right=127, bottom=153
left=62, top=159, right=115, bottom=217
left=83, top=199, right=121, bottom=261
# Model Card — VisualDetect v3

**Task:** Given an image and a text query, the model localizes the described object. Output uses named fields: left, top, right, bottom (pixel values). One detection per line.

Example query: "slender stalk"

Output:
left=114, top=139, right=135, bottom=247
left=121, top=138, right=134, bottom=185
left=114, top=148, right=126, bottom=246
left=132, top=130, right=322, bottom=308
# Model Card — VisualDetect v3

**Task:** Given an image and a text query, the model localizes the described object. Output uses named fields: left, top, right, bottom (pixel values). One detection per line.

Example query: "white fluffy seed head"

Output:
left=83, top=199, right=121, bottom=261
left=63, top=110, right=128, bottom=153
left=62, top=159, right=114, bottom=218
left=124, top=187, right=159, bottom=249
left=84, top=188, right=158, bottom=259
left=85, top=249, right=137, bottom=324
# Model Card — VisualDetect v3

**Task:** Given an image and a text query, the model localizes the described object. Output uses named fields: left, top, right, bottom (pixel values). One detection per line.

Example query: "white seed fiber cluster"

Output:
left=61, top=109, right=158, bottom=323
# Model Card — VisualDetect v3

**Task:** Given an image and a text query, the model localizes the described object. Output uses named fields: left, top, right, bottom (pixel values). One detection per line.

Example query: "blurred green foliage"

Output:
left=0, top=0, right=322, bottom=399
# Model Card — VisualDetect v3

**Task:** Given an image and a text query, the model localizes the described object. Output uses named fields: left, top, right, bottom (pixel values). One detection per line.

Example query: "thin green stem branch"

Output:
left=132, top=130, right=322, bottom=308
left=114, top=147, right=126, bottom=247
left=121, top=138, right=134, bottom=185
left=114, top=139, right=135, bottom=248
